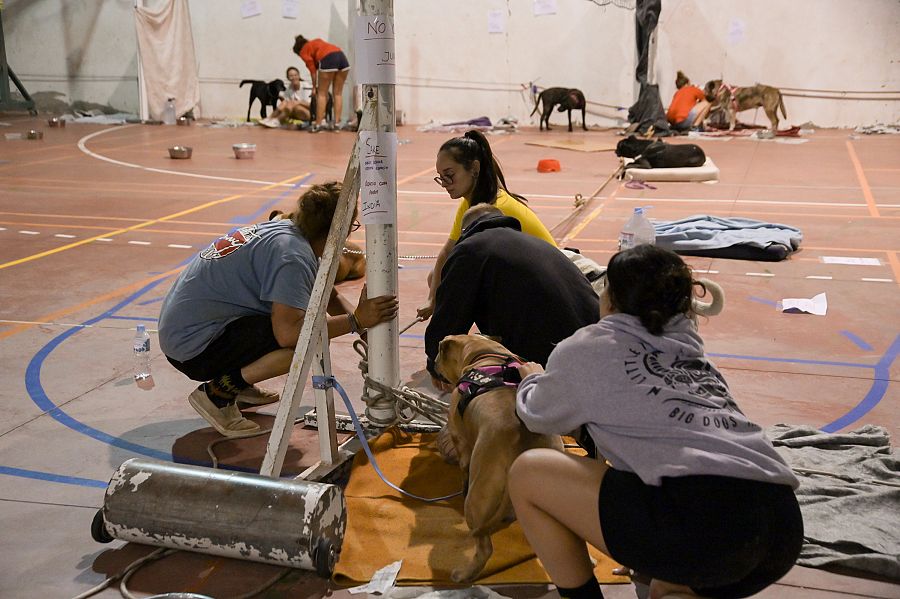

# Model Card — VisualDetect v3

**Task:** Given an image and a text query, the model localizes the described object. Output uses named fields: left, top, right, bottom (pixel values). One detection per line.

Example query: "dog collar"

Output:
left=456, top=354, right=523, bottom=417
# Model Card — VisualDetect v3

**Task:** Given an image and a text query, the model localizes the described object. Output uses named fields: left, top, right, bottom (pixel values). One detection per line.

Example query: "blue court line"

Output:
left=708, top=353, right=873, bottom=370
left=21, top=185, right=321, bottom=477
left=841, top=330, right=874, bottom=351
left=230, top=175, right=313, bottom=225
left=0, top=465, right=107, bottom=489
left=137, top=297, right=165, bottom=306
left=822, top=334, right=900, bottom=433
left=748, top=296, right=778, bottom=307
left=25, top=280, right=174, bottom=462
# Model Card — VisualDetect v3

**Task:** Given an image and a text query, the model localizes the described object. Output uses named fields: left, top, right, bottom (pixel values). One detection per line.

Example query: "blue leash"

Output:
left=312, top=375, right=462, bottom=503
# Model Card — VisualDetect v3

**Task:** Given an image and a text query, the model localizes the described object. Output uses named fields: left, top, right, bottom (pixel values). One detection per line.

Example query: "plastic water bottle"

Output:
left=133, top=324, right=152, bottom=382
left=162, top=98, right=176, bottom=125
left=618, top=207, right=656, bottom=251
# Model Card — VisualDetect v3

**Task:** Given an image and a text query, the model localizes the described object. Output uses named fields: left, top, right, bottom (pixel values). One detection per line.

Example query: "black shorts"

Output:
left=318, top=51, right=350, bottom=72
left=165, top=315, right=281, bottom=382
left=599, top=469, right=803, bottom=598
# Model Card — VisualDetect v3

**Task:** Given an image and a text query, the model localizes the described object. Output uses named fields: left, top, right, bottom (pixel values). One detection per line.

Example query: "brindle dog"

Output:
left=703, top=80, right=787, bottom=131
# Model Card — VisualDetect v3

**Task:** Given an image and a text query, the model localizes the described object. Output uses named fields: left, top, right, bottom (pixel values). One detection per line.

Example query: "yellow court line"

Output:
left=561, top=181, right=624, bottom=245
left=845, top=141, right=880, bottom=218
left=0, top=267, right=185, bottom=341
left=0, top=173, right=308, bottom=271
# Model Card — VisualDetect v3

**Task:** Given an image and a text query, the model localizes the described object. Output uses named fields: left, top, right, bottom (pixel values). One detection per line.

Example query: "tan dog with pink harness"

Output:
left=435, top=334, right=564, bottom=582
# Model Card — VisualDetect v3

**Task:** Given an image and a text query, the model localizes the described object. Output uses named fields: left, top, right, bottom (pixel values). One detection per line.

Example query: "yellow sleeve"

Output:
left=448, top=198, right=470, bottom=241
left=495, top=190, right=557, bottom=247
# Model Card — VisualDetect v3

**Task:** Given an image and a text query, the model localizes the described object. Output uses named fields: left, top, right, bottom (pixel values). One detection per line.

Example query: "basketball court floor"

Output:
left=0, top=114, right=897, bottom=598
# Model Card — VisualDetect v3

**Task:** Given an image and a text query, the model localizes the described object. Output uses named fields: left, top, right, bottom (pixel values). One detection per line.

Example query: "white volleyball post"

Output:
left=357, top=0, right=400, bottom=428
left=260, top=0, right=398, bottom=479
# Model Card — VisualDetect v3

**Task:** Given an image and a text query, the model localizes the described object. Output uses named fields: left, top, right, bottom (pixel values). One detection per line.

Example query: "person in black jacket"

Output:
left=425, top=204, right=599, bottom=390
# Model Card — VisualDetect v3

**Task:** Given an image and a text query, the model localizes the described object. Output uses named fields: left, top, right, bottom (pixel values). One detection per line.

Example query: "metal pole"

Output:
left=359, top=0, right=399, bottom=427
left=133, top=0, right=149, bottom=121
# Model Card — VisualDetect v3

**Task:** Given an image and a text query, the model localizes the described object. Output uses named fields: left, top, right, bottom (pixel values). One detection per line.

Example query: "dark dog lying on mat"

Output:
left=615, top=135, right=706, bottom=170
left=703, top=80, right=787, bottom=131
left=531, top=87, right=588, bottom=132
left=240, top=79, right=286, bottom=121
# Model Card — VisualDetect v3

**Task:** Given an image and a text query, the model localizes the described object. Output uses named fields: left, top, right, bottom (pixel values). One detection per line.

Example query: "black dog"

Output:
left=240, top=79, right=286, bottom=121
left=615, top=135, right=706, bottom=170
left=531, top=87, right=588, bottom=132
left=308, top=91, right=334, bottom=125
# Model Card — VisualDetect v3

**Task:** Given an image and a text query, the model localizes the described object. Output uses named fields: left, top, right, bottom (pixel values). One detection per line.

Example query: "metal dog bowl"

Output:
left=176, top=116, right=191, bottom=126
left=168, top=145, right=193, bottom=159
left=48, top=117, right=66, bottom=128
left=27, top=129, right=44, bottom=140
left=233, top=143, right=256, bottom=159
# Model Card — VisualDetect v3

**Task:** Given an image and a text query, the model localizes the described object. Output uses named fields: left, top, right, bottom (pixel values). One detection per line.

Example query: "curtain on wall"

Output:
left=133, top=0, right=200, bottom=120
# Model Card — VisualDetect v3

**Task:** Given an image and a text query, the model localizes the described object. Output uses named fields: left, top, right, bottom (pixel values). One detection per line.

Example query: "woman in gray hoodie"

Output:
left=509, top=245, right=802, bottom=599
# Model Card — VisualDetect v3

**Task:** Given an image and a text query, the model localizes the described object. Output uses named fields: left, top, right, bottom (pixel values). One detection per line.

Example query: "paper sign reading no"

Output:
left=354, top=15, right=396, bottom=84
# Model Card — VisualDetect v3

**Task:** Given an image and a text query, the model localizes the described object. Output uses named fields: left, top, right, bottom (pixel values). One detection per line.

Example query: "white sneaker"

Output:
left=260, top=117, right=280, bottom=128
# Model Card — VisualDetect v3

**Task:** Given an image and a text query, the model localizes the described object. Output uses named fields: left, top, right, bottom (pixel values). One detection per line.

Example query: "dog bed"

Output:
left=624, top=156, right=719, bottom=183
left=333, top=428, right=628, bottom=586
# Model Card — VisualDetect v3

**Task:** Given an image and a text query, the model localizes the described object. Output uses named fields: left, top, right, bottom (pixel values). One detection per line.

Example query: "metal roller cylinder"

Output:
left=95, top=458, right=346, bottom=576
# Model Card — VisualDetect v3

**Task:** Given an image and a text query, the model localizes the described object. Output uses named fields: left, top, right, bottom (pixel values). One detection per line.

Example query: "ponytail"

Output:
left=439, top=130, right=528, bottom=206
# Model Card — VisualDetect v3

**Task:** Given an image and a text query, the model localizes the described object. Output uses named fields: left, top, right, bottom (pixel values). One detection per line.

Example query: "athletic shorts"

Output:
left=165, top=315, right=281, bottom=382
left=599, top=469, right=803, bottom=598
left=672, top=105, right=700, bottom=131
left=319, top=51, right=350, bottom=72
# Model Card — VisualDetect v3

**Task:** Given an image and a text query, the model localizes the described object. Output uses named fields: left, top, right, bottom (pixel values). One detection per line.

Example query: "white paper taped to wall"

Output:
left=359, top=131, right=397, bottom=225
left=354, top=15, right=396, bottom=84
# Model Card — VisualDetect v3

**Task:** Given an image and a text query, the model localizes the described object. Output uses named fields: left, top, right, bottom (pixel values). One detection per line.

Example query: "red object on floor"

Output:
left=537, top=158, right=561, bottom=172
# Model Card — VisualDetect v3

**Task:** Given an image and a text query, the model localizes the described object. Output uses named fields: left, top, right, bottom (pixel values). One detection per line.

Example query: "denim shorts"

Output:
left=319, top=51, right=350, bottom=72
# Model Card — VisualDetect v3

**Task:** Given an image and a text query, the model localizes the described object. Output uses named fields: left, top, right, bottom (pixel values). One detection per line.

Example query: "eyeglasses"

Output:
left=433, top=173, right=453, bottom=187
left=350, top=219, right=361, bottom=232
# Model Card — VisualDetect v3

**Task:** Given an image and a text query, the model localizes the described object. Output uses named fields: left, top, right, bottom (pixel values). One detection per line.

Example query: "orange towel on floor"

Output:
left=333, top=429, right=628, bottom=586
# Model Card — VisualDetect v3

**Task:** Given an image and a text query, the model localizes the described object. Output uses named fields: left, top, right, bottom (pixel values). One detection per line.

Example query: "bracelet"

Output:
left=348, top=312, right=362, bottom=335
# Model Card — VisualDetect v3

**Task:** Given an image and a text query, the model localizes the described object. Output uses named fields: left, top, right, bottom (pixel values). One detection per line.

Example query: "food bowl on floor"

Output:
left=176, top=116, right=191, bottom=126
left=26, top=130, right=44, bottom=140
left=232, top=143, right=256, bottom=159
left=48, top=117, right=66, bottom=128
left=168, top=145, right=193, bottom=159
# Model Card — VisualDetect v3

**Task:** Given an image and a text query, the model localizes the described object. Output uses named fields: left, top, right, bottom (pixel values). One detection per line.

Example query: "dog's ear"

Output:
left=269, top=209, right=285, bottom=221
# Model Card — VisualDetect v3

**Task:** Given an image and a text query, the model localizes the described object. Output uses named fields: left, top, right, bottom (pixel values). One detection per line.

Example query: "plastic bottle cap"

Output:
left=137, top=324, right=146, bottom=333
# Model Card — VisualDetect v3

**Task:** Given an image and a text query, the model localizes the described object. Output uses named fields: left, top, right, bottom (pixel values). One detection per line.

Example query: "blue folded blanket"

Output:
left=653, top=215, right=803, bottom=261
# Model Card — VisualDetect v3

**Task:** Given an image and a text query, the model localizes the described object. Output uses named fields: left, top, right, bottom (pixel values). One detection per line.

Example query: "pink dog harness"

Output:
left=456, top=353, right=523, bottom=416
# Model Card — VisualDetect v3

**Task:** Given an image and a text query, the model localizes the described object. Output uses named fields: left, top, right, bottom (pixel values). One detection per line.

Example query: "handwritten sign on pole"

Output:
left=354, top=15, right=396, bottom=84
left=359, top=131, right=397, bottom=225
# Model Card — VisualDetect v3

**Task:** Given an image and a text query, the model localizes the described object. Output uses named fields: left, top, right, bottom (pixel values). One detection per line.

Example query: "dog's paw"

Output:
left=450, top=566, right=477, bottom=584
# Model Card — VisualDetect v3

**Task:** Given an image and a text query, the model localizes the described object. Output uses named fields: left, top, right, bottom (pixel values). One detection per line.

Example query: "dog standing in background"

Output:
left=240, top=79, right=286, bottom=121
left=703, top=80, right=787, bottom=131
left=531, top=87, right=588, bottom=132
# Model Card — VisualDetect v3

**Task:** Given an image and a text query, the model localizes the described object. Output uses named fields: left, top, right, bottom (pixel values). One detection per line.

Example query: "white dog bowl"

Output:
left=232, top=143, right=256, bottom=159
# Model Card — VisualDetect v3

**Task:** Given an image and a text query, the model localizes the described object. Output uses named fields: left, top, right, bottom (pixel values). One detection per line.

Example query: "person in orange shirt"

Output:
left=667, top=71, right=711, bottom=132
left=292, top=35, right=351, bottom=132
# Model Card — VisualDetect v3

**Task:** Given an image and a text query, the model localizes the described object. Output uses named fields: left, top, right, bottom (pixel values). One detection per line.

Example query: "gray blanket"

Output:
left=768, top=424, right=900, bottom=579
left=654, top=215, right=803, bottom=251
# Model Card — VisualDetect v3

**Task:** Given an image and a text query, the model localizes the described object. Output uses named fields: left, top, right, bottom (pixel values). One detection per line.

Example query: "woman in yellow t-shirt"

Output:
left=417, top=129, right=556, bottom=320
